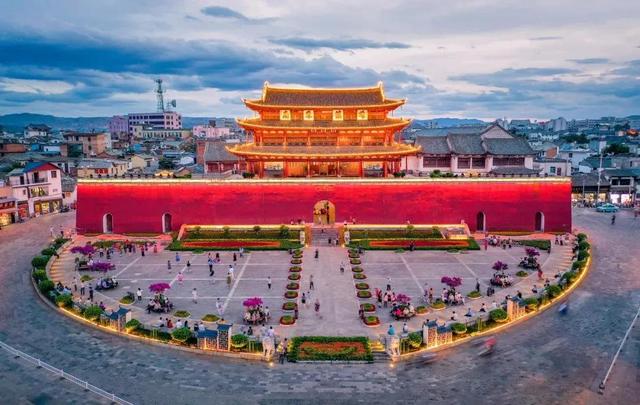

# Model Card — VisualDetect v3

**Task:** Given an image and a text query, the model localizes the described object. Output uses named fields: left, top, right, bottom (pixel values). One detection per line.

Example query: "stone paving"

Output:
left=50, top=232, right=571, bottom=338
left=1, top=209, right=639, bottom=404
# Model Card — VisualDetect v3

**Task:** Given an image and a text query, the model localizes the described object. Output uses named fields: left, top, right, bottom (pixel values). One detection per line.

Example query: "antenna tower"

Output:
left=155, top=79, right=165, bottom=112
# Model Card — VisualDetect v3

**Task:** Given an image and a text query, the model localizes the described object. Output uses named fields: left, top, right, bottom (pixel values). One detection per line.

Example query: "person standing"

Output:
left=309, top=274, right=314, bottom=290
left=228, top=265, right=235, bottom=281
left=167, top=260, right=172, bottom=271
left=136, top=287, right=142, bottom=302
left=475, top=279, right=480, bottom=293
left=175, top=252, right=180, bottom=262
left=233, top=253, right=237, bottom=262
left=208, top=257, right=214, bottom=276
left=192, top=288, right=198, bottom=304
left=186, top=260, right=191, bottom=272
left=178, top=271, right=184, bottom=285
left=611, top=214, right=616, bottom=225
left=267, top=276, right=272, bottom=290
left=73, top=276, right=77, bottom=292
left=88, top=286, right=94, bottom=302
left=314, top=249, right=319, bottom=259
left=80, top=280, right=86, bottom=296
left=314, top=298, right=320, bottom=317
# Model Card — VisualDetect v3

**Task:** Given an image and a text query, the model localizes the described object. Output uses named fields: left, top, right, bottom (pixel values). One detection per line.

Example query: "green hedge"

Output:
left=348, top=228, right=443, bottom=240
left=168, top=239, right=302, bottom=251
left=83, top=305, right=103, bottom=321
left=520, top=239, right=551, bottom=250
left=32, top=269, right=48, bottom=282
left=348, top=237, right=480, bottom=251
left=38, top=279, right=54, bottom=295
left=171, top=327, right=192, bottom=342
left=288, top=336, right=373, bottom=362
left=41, top=247, right=57, bottom=257
left=183, top=227, right=300, bottom=240
left=490, top=308, right=508, bottom=322
left=55, top=294, right=73, bottom=308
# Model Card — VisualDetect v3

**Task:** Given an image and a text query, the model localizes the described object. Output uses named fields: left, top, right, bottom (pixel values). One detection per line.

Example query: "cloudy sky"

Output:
left=0, top=0, right=639, bottom=120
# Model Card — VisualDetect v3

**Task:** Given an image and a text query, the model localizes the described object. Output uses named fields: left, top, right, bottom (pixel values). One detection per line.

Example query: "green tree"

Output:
left=159, top=157, right=175, bottom=169
left=603, top=144, right=629, bottom=155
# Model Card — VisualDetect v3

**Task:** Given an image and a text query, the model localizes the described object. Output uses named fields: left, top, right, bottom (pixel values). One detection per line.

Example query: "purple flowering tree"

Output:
left=525, top=248, right=540, bottom=258
left=492, top=261, right=508, bottom=271
left=149, top=283, right=171, bottom=293
left=441, top=276, right=463, bottom=289
left=71, top=245, right=96, bottom=256
left=89, top=262, right=114, bottom=272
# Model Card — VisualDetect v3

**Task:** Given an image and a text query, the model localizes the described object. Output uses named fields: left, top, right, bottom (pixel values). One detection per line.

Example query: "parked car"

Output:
left=596, top=203, right=619, bottom=213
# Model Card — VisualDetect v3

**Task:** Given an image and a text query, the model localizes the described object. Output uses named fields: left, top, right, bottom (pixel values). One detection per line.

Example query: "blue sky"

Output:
left=0, top=0, right=638, bottom=120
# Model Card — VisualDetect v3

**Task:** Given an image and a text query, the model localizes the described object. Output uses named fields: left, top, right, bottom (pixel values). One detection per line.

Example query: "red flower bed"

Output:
left=181, top=240, right=280, bottom=248
left=369, top=240, right=470, bottom=248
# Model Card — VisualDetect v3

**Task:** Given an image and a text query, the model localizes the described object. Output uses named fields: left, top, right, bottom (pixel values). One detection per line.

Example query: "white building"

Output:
left=6, top=162, right=63, bottom=218
left=24, top=124, right=51, bottom=138
left=533, top=157, right=571, bottom=177
left=192, top=125, right=231, bottom=138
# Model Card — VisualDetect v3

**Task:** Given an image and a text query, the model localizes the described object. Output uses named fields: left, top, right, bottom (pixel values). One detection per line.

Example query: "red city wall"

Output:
left=76, top=179, right=572, bottom=233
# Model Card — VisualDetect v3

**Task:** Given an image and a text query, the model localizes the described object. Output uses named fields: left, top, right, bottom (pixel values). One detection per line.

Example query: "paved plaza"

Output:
left=50, top=233, right=572, bottom=338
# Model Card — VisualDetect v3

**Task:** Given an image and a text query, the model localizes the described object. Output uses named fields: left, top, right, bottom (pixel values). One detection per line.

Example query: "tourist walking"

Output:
left=80, top=280, right=85, bottom=296
left=475, top=279, right=480, bottom=293
left=167, top=260, right=172, bottom=271
left=136, top=287, right=142, bottom=301
left=611, top=214, right=616, bottom=225
left=228, top=265, right=235, bottom=281
left=314, top=298, right=320, bottom=317
left=208, top=257, right=214, bottom=276
left=314, top=249, right=319, bottom=259
left=267, top=276, right=272, bottom=290
left=73, top=276, right=77, bottom=292
left=186, top=260, right=191, bottom=272
left=309, top=274, right=314, bottom=290
left=192, top=288, right=198, bottom=304
left=340, top=262, right=344, bottom=274
left=175, top=252, right=181, bottom=262
left=216, top=298, right=224, bottom=316
left=233, top=253, right=237, bottom=262
left=301, top=292, right=307, bottom=309
left=88, top=286, right=94, bottom=302
left=178, top=271, right=184, bottom=285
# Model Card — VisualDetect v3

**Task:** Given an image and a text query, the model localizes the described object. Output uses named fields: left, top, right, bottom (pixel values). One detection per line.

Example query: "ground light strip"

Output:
left=0, top=340, right=133, bottom=405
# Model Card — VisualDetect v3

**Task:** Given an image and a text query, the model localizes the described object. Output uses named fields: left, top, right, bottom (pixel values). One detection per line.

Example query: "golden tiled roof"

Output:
left=237, top=118, right=411, bottom=130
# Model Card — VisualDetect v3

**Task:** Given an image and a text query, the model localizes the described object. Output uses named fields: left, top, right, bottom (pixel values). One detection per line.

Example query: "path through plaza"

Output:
left=287, top=246, right=364, bottom=337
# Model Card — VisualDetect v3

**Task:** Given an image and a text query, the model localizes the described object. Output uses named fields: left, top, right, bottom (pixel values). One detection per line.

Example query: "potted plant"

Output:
left=353, top=273, right=367, bottom=280
left=286, top=282, right=300, bottom=290
left=351, top=266, right=364, bottom=273
left=288, top=273, right=301, bottom=281
left=280, top=315, right=296, bottom=326
left=174, top=310, right=191, bottom=318
left=355, top=282, right=370, bottom=290
left=291, top=258, right=302, bottom=265
left=350, top=258, right=361, bottom=265
left=289, top=266, right=302, bottom=272
left=282, top=301, right=297, bottom=312
left=407, top=332, right=422, bottom=348
left=360, top=303, right=376, bottom=312
left=390, top=294, right=416, bottom=320
left=516, top=270, right=528, bottom=277
left=125, top=319, right=141, bottom=333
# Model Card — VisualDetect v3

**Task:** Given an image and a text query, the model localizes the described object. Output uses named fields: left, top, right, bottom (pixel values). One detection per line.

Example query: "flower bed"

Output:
left=364, top=239, right=477, bottom=250
left=291, top=258, right=302, bottom=265
left=350, top=258, right=361, bottom=265
left=288, top=273, right=301, bottom=281
left=351, top=266, right=364, bottom=273
left=286, top=282, right=300, bottom=290
left=363, top=316, right=380, bottom=327
left=202, top=314, right=220, bottom=322
left=288, top=336, right=373, bottom=362
left=284, top=291, right=298, bottom=299
left=357, top=290, right=372, bottom=299
left=355, top=282, right=370, bottom=290
left=415, top=305, right=428, bottom=314
left=466, top=290, right=482, bottom=299
left=182, top=240, right=280, bottom=248
left=490, top=308, right=508, bottom=323
left=289, top=266, right=302, bottom=272
left=353, top=273, right=367, bottom=280
left=280, top=315, right=296, bottom=326
left=360, top=303, right=376, bottom=312
left=282, top=302, right=297, bottom=311
left=431, top=299, right=446, bottom=310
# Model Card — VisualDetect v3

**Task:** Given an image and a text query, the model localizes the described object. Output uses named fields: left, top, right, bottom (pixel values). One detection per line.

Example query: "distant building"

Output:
left=62, top=132, right=109, bottom=157
left=406, top=124, right=537, bottom=175
left=200, top=140, right=243, bottom=174
left=0, top=185, right=18, bottom=226
left=127, top=112, right=181, bottom=135
left=130, top=154, right=159, bottom=170
left=24, top=124, right=51, bottom=138
left=138, top=128, right=191, bottom=141
left=0, top=140, right=28, bottom=157
left=192, top=125, right=231, bottom=138
left=108, top=115, right=129, bottom=136
left=6, top=162, right=63, bottom=218
left=558, top=144, right=593, bottom=172
left=61, top=176, right=77, bottom=209
left=533, top=157, right=571, bottom=177
left=75, top=159, right=129, bottom=178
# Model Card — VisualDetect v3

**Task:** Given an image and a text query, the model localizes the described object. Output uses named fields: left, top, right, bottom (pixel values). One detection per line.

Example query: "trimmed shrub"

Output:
left=202, top=314, right=220, bottom=322
left=355, top=282, right=369, bottom=290
left=578, top=241, right=590, bottom=251
left=41, top=247, right=56, bottom=257
left=55, top=294, right=73, bottom=308
left=353, top=273, right=367, bottom=280
left=522, top=297, right=538, bottom=311
left=577, top=250, right=590, bottom=261
left=31, top=255, right=50, bottom=269
left=490, top=308, right=508, bottom=323
left=38, top=279, right=55, bottom=295
left=231, top=334, right=249, bottom=348
left=125, top=319, right=141, bottom=332
left=171, top=327, right=192, bottom=342
left=282, top=302, right=297, bottom=311
left=291, top=258, right=302, bottom=265
left=546, top=284, right=562, bottom=298
left=407, top=332, right=422, bottom=348
left=351, top=266, right=363, bottom=273
left=450, top=322, right=467, bottom=335
left=350, top=259, right=361, bottom=265
left=120, top=295, right=134, bottom=305
left=577, top=233, right=587, bottom=242
left=562, top=271, right=578, bottom=284
left=32, top=269, right=48, bottom=282
left=83, top=305, right=102, bottom=321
